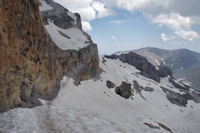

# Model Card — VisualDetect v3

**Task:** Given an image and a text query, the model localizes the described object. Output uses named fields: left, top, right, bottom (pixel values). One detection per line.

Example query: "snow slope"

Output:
left=39, top=0, right=90, bottom=50
left=39, top=0, right=53, bottom=11
left=45, top=22, right=89, bottom=50
left=1, top=57, right=200, bottom=133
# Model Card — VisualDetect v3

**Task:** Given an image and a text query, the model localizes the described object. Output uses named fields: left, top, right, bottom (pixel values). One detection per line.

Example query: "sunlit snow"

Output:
left=45, top=22, right=89, bottom=50
left=1, top=57, right=200, bottom=133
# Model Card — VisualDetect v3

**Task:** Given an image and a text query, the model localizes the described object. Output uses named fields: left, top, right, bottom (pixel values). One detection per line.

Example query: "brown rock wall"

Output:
left=0, top=0, right=99, bottom=112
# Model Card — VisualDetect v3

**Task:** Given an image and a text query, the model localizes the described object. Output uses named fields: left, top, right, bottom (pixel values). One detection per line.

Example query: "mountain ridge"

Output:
left=134, top=47, right=200, bottom=69
left=134, top=47, right=200, bottom=91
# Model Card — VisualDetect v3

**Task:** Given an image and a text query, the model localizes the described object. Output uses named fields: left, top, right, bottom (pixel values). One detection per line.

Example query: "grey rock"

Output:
left=169, top=77, right=189, bottom=91
left=105, top=52, right=160, bottom=82
left=190, top=91, right=200, bottom=103
left=161, top=86, right=192, bottom=107
left=158, top=66, right=172, bottom=77
left=57, top=30, right=71, bottom=39
left=102, top=57, right=107, bottom=65
left=20, top=78, right=32, bottom=102
left=133, top=80, right=141, bottom=94
left=144, top=123, right=160, bottom=129
left=158, top=122, right=172, bottom=132
left=133, top=81, right=146, bottom=100
left=141, top=86, right=154, bottom=92
left=41, top=0, right=81, bottom=29
left=115, top=81, right=132, bottom=99
left=106, top=80, right=115, bottom=89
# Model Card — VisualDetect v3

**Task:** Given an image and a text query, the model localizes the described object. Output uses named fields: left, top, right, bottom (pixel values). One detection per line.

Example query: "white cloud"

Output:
left=175, top=30, right=199, bottom=41
left=54, top=0, right=95, bottom=21
left=82, top=21, right=92, bottom=31
left=154, top=13, right=199, bottom=40
left=54, top=0, right=200, bottom=41
left=53, top=0, right=112, bottom=30
left=160, top=31, right=199, bottom=42
left=152, top=13, right=192, bottom=31
left=105, top=0, right=200, bottom=42
left=105, top=0, right=171, bottom=12
left=92, top=1, right=112, bottom=18
left=110, top=20, right=126, bottom=24
left=75, top=7, right=96, bottom=21
left=111, top=35, right=117, bottom=41
left=161, top=33, right=170, bottom=41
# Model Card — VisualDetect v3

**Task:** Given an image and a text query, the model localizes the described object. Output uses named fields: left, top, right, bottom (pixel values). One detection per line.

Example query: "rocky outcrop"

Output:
left=158, top=66, right=172, bottom=77
left=161, top=87, right=192, bottom=107
left=169, top=77, right=189, bottom=91
left=105, top=52, right=160, bottom=82
left=140, top=86, right=154, bottom=92
left=161, top=80, right=200, bottom=107
left=133, top=80, right=141, bottom=94
left=0, top=0, right=99, bottom=112
left=190, top=91, right=200, bottom=103
left=115, top=82, right=132, bottom=99
left=40, top=0, right=82, bottom=29
left=105, top=52, right=174, bottom=82
left=106, top=80, right=115, bottom=89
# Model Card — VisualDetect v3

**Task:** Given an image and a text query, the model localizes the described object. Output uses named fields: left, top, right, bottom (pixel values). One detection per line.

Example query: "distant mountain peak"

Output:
left=134, top=47, right=200, bottom=91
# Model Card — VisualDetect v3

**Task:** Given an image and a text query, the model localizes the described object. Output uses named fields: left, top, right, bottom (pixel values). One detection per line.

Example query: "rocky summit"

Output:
left=0, top=0, right=99, bottom=112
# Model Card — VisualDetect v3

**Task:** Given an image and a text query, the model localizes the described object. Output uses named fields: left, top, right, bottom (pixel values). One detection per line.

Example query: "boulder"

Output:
left=106, top=80, right=115, bottom=89
left=115, top=82, right=132, bottom=99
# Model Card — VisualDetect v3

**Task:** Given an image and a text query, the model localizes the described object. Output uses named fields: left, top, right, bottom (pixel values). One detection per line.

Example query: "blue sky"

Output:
left=54, top=0, right=200, bottom=54
left=88, top=10, right=167, bottom=54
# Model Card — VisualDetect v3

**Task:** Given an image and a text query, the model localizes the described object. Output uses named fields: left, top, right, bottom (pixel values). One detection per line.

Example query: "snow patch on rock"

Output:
left=45, top=22, right=89, bottom=50
left=39, top=0, right=53, bottom=11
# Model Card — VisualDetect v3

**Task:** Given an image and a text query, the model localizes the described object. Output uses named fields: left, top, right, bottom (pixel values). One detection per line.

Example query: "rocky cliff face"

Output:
left=105, top=52, right=161, bottom=82
left=40, top=0, right=82, bottom=29
left=105, top=52, right=173, bottom=82
left=0, top=0, right=99, bottom=112
left=134, top=47, right=200, bottom=91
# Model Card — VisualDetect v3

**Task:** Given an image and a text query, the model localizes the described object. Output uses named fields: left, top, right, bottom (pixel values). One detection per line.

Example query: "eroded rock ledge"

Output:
left=0, top=0, right=99, bottom=112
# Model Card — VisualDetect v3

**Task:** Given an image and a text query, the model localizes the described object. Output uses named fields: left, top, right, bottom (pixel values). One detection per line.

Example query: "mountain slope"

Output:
left=134, top=47, right=200, bottom=91
left=174, top=66, right=200, bottom=91
left=1, top=55, right=200, bottom=133
left=134, top=47, right=200, bottom=71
